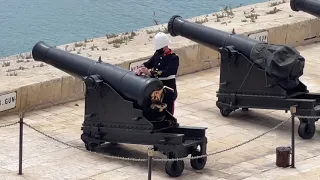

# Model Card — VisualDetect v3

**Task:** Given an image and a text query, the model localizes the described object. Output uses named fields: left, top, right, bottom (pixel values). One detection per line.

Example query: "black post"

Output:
left=147, top=147, right=153, bottom=180
left=18, top=112, right=24, bottom=175
left=290, top=106, right=296, bottom=168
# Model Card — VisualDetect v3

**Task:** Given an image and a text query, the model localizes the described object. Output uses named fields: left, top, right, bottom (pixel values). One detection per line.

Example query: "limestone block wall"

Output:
left=0, top=76, right=85, bottom=116
left=1, top=4, right=320, bottom=117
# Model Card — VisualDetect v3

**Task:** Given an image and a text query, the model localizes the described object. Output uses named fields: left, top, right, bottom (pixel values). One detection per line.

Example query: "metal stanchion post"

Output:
left=18, top=111, right=24, bottom=175
left=147, top=147, right=153, bottom=180
left=290, top=106, right=296, bottom=168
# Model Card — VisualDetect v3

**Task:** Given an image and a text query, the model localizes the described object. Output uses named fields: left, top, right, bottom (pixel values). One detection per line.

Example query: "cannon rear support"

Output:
left=32, top=41, right=208, bottom=177
left=291, top=0, right=320, bottom=17
left=215, top=46, right=320, bottom=139
left=167, top=16, right=320, bottom=140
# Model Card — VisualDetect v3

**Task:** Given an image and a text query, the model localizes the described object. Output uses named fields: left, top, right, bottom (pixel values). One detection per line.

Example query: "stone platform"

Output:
left=0, top=42, right=319, bottom=180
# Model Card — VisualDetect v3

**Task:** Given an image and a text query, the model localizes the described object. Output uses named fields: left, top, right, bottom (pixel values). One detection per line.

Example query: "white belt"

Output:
left=158, top=75, right=176, bottom=80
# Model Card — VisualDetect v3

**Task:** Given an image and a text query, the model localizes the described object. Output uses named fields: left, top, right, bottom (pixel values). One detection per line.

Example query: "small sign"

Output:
left=129, top=59, right=149, bottom=71
left=248, top=30, right=268, bottom=42
left=0, top=92, right=17, bottom=112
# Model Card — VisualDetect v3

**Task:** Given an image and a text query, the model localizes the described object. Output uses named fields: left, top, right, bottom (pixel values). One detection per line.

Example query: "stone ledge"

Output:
left=0, top=0, right=320, bottom=116
left=0, top=76, right=85, bottom=116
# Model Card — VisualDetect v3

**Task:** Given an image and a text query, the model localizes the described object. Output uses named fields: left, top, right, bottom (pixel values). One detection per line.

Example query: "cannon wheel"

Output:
left=220, top=108, right=233, bottom=117
left=298, top=118, right=316, bottom=139
left=85, top=142, right=99, bottom=151
left=165, top=160, right=184, bottom=177
left=190, top=151, right=207, bottom=170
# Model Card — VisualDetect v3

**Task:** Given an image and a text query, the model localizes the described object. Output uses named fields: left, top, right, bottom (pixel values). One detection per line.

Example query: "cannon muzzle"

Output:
left=167, top=15, right=305, bottom=90
left=291, top=0, right=320, bottom=17
left=32, top=41, right=164, bottom=107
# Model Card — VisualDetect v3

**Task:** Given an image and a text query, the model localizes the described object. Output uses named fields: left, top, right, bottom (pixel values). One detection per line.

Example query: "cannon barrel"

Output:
left=291, top=0, right=320, bottom=17
left=168, top=15, right=263, bottom=58
left=167, top=15, right=305, bottom=90
left=32, top=41, right=163, bottom=107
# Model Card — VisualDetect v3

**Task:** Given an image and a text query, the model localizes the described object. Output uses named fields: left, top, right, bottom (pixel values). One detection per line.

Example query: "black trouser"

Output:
left=163, top=89, right=177, bottom=115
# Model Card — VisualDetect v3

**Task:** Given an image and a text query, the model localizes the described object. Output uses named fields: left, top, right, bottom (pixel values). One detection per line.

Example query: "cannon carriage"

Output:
left=32, top=41, right=208, bottom=177
left=167, top=15, right=320, bottom=139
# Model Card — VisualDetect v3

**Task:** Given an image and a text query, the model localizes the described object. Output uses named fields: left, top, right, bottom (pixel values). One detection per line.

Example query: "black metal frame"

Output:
left=216, top=46, right=320, bottom=139
left=80, top=75, right=207, bottom=177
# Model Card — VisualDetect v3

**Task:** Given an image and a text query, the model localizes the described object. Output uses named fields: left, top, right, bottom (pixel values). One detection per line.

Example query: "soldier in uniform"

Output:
left=135, top=32, right=179, bottom=115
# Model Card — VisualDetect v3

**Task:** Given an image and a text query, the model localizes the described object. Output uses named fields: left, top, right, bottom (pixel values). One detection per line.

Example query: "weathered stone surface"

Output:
left=285, top=19, right=320, bottom=47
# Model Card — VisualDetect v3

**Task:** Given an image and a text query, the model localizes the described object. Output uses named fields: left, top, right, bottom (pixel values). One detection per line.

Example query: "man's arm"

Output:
left=142, top=54, right=156, bottom=69
left=135, top=54, right=156, bottom=75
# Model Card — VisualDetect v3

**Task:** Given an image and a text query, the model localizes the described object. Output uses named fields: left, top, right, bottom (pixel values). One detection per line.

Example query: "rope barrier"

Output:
left=2, top=115, right=320, bottom=162
left=22, top=116, right=291, bottom=162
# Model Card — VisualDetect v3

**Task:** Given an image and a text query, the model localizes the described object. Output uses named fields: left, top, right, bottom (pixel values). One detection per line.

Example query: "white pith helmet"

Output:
left=154, top=32, right=172, bottom=51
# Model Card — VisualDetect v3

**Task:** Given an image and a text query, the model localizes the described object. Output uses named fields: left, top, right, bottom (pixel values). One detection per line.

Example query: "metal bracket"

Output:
left=150, top=103, right=167, bottom=112
left=150, top=87, right=172, bottom=112
left=97, top=56, right=102, bottom=63
left=151, top=88, right=164, bottom=102
left=148, top=147, right=154, bottom=157
left=220, top=81, right=229, bottom=86
left=83, top=75, right=103, bottom=90
left=219, top=46, right=238, bottom=67
left=19, top=111, right=25, bottom=119
left=83, top=75, right=106, bottom=98
left=290, top=105, right=297, bottom=114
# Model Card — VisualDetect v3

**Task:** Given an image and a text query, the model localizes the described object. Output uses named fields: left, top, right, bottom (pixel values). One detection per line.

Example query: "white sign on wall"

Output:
left=129, top=59, right=149, bottom=71
left=0, top=91, right=17, bottom=112
left=248, top=30, right=269, bottom=42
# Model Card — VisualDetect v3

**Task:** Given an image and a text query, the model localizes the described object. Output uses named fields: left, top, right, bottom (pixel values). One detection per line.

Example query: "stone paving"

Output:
left=0, top=42, right=320, bottom=180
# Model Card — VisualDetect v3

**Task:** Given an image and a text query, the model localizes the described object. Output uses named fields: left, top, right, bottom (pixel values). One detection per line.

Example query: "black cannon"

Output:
left=168, top=15, right=320, bottom=139
left=32, top=41, right=208, bottom=177
left=290, top=0, right=320, bottom=17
